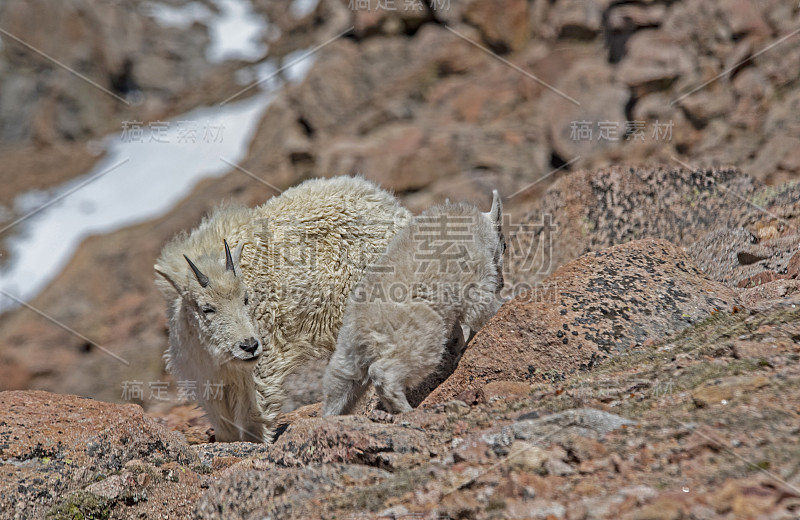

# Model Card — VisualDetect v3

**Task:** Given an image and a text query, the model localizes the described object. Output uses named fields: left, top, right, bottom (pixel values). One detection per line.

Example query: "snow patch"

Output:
left=144, top=2, right=213, bottom=29
left=145, top=0, right=268, bottom=63
left=290, top=0, right=319, bottom=18
left=206, top=0, right=268, bottom=63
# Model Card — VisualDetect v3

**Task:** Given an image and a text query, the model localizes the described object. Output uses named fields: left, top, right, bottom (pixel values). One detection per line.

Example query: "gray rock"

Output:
left=512, top=408, right=636, bottom=443
left=195, top=463, right=391, bottom=520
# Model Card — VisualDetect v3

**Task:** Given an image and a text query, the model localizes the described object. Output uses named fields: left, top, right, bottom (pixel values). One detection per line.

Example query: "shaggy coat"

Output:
left=155, top=177, right=411, bottom=442
left=323, top=191, right=505, bottom=415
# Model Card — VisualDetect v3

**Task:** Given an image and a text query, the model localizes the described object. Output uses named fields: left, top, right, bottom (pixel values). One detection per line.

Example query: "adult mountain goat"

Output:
left=155, top=177, right=412, bottom=442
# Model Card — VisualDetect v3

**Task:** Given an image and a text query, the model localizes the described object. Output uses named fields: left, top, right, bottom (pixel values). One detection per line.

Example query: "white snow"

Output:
left=282, top=48, right=318, bottom=84
left=206, top=0, right=269, bottom=63
left=290, top=0, right=319, bottom=18
left=145, top=0, right=269, bottom=63
left=144, top=2, right=213, bottom=29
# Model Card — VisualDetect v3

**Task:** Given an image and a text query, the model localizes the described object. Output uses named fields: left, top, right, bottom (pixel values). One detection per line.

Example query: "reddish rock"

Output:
left=737, top=270, right=782, bottom=288
left=480, top=380, right=532, bottom=403
left=463, top=0, right=531, bottom=52
left=0, top=390, right=196, bottom=518
left=425, top=239, right=741, bottom=405
left=618, top=31, right=691, bottom=93
left=709, top=477, right=787, bottom=517
left=352, top=0, right=433, bottom=37
left=318, top=123, right=460, bottom=193
left=148, top=403, right=213, bottom=445
left=540, top=56, right=628, bottom=162
left=563, top=435, right=607, bottom=462
left=549, top=0, right=608, bottom=40
left=721, top=0, right=771, bottom=38
left=506, top=165, right=760, bottom=289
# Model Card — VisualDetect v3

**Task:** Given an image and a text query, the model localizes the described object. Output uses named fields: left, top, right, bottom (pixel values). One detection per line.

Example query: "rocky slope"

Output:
left=3, top=217, right=800, bottom=517
left=2, top=0, right=800, bottom=517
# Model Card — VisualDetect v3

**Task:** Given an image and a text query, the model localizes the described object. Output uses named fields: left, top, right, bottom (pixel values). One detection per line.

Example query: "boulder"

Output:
left=505, top=165, right=760, bottom=288
left=195, top=463, right=390, bottom=519
left=462, top=0, right=531, bottom=53
left=424, top=238, right=741, bottom=404
left=0, top=390, right=196, bottom=518
left=266, top=415, right=431, bottom=470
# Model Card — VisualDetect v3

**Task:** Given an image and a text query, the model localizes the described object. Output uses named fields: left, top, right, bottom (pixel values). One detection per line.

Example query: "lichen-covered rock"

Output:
left=0, top=390, right=196, bottom=519
left=424, top=238, right=741, bottom=405
left=685, top=181, right=800, bottom=290
left=266, top=415, right=431, bottom=470
left=506, top=165, right=760, bottom=289
left=195, top=463, right=390, bottom=520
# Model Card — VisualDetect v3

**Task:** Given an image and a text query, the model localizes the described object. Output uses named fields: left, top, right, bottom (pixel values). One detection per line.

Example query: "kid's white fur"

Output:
left=323, top=191, right=505, bottom=415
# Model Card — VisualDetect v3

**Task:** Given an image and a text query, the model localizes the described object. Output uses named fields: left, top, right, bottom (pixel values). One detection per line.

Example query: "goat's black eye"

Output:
left=201, top=305, right=216, bottom=314
left=244, top=293, right=249, bottom=306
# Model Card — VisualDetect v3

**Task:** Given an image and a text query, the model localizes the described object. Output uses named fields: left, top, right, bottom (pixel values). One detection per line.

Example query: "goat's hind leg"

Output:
left=368, top=361, right=413, bottom=414
left=322, top=350, right=369, bottom=416
left=322, top=371, right=368, bottom=416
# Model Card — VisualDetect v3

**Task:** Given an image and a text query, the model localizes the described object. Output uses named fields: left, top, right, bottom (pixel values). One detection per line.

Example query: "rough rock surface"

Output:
left=195, top=463, right=391, bottom=520
left=2, top=0, right=800, bottom=517
left=424, top=238, right=741, bottom=405
left=266, top=415, right=432, bottom=470
left=5, top=296, right=800, bottom=520
left=0, top=390, right=196, bottom=519
left=505, top=165, right=761, bottom=289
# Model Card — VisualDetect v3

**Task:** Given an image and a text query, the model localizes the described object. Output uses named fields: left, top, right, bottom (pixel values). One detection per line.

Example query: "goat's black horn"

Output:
left=184, top=255, right=209, bottom=287
left=224, top=239, right=235, bottom=275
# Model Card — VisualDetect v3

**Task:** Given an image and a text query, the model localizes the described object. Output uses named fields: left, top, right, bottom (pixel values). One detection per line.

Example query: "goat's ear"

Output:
left=155, top=265, right=183, bottom=295
left=486, top=190, right=503, bottom=230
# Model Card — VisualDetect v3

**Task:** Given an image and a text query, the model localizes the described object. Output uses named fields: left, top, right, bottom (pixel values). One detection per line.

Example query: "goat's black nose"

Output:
left=239, top=337, right=260, bottom=354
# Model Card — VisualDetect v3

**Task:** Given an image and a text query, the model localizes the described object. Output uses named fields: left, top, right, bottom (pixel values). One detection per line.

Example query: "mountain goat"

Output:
left=322, top=191, right=506, bottom=415
left=155, top=177, right=412, bottom=442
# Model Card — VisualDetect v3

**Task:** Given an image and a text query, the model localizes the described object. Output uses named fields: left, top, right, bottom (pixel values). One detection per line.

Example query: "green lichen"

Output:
left=749, top=181, right=799, bottom=208
left=579, top=216, right=596, bottom=236
left=46, top=491, right=110, bottom=520
left=335, top=469, right=433, bottom=512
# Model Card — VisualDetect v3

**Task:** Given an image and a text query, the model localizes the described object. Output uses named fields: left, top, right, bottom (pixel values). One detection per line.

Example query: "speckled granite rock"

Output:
left=684, top=181, right=800, bottom=290
left=505, top=165, right=760, bottom=290
left=424, top=238, right=741, bottom=405
left=0, top=390, right=196, bottom=519
left=265, top=415, right=431, bottom=470
left=195, top=463, right=391, bottom=519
